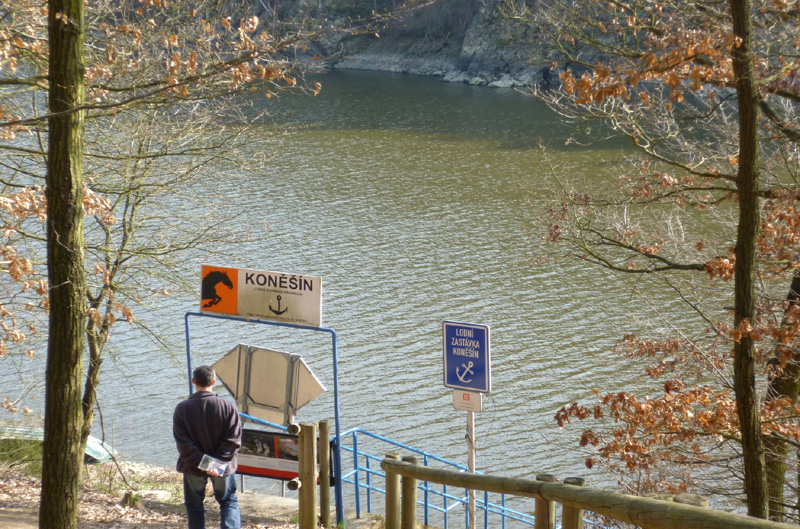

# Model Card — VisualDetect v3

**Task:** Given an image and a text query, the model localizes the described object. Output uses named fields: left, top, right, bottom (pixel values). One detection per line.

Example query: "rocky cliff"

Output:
left=277, top=0, right=554, bottom=88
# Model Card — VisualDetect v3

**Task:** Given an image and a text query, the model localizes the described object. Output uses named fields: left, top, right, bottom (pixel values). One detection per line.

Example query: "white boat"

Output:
left=0, top=425, right=118, bottom=464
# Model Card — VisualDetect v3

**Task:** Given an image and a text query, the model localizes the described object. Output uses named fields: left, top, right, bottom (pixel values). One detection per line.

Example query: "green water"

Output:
left=5, top=70, right=708, bottom=496
left=179, top=70, right=668, bottom=477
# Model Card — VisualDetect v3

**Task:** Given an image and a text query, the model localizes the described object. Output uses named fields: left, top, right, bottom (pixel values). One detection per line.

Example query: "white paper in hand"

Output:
left=198, top=454, right=227, bottom=475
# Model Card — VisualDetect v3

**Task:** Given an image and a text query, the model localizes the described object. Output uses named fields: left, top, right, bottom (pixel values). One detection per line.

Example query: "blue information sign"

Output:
left=442, top=321, right=490, bottom=393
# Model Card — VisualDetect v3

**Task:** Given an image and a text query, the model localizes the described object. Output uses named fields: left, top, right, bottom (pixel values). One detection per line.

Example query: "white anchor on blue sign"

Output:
left=456, top=361, right=474, bottom=383
left=443, top=321, right=491, bottom=393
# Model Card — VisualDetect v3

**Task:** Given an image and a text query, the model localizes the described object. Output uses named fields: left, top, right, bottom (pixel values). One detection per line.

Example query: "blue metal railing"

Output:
left=338, top=427, right=539, bottom=529
left=239, top=413, right=287, bottom=430
left=237, top=417, right=601, bottom=529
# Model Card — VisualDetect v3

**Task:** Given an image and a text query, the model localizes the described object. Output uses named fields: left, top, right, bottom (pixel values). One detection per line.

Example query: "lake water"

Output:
left=2, top=70, right=686, bottom=494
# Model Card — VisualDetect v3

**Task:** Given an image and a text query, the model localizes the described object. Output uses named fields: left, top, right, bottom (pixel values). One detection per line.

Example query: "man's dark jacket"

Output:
left=173, top=390, right=242, bottom=476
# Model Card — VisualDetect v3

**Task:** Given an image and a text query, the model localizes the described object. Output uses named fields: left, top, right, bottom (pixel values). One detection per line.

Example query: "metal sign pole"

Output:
left=443, top=320, right=489, bottom=529
left=184, top=311, right=345, bottom=526
left=467, top=409, right=476, bottom=529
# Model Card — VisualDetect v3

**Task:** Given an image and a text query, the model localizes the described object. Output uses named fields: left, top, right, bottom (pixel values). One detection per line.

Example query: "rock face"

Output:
left=453, top=1, right=543, bottom=87
left=303, top=0, right=553, bottom=88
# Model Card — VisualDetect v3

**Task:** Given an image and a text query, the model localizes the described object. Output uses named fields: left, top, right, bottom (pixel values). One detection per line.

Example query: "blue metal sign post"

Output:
left=443, top=321, right=491, bottom=393
left=442, top=320, right=490, bottom=529
left=184, top=311, right=345, bottom=526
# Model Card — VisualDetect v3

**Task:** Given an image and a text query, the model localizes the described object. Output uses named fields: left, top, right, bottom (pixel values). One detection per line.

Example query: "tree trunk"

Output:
left=81, top=321, right=105, bottom=453
left=40, top=0, right=86, bottom=527
left=764, top=271, right=800, bottom=520
left=729, top=0, right=767, bottom=519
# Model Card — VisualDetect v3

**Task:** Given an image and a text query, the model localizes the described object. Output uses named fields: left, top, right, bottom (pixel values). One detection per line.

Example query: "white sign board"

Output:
left=453, top=390, right=483, bottom=412
left=212, top=344, right=326, bottom=426
left=200, top=265, right=322, bottom=327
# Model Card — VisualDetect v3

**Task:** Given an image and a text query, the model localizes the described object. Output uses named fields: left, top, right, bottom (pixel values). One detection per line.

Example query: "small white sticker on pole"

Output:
left=453, top=390, right=483, bottom=412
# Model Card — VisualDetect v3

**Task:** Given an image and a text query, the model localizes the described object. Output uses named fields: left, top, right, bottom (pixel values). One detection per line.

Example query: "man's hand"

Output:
left=205, top=469, right=221, bottom=477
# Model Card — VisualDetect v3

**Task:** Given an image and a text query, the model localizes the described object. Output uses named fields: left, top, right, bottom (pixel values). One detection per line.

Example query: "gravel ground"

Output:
left=0, top=465, right=300, bottom=529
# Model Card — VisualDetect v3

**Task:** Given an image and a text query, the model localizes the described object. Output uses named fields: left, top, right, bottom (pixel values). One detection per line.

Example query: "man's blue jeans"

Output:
left=183, top=472, right=241, bottom=529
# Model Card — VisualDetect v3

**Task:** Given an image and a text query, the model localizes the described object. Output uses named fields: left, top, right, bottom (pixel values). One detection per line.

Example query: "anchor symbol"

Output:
left=269, top=295, right=289, bottom=315
left=456, top=361, right=474, bottom=383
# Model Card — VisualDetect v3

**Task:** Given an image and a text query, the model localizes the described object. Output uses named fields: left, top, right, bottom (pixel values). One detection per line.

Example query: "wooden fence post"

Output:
left=318, top=420, right=331, bottom=528
left=401, top=455, right=418, bottom=529
left=534, top=473, right=558, bottom=529
left=385, top=453, right=401, bottom=529
left=299, top=422, right=318, bottom=529
left=561, top=477, right=586, bottom=529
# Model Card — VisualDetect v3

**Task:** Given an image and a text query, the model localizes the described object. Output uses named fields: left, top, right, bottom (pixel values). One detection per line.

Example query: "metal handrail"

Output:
left=338, top=427, right=537, bottom=529
left=235, top=419, right=578, bottom=528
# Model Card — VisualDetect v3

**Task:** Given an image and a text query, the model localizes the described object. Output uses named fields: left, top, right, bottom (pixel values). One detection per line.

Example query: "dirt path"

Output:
left=0, top=468, right=384, bottom=529
left=0, top=490, right=300, bottom=529
left=0, top=468, right=299, bottom=529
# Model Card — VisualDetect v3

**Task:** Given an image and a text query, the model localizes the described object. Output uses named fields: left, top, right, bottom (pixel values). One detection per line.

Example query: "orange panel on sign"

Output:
left=200, top=265, right=238, bottom=315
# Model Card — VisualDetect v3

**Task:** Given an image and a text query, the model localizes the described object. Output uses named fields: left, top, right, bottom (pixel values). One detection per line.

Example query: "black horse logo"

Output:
left=201, top=270, right=233, bottom=308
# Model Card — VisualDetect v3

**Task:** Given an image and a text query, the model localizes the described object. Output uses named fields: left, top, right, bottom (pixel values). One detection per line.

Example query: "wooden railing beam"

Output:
left=319, top=420, right=331, bottom=528
left=535, top=473, right=558, bottom=529
left=385, top=453, right=401, bottom=529
left=299, top=422, right=318, bottom=529
left=561, top=477, right=585, bottom=529
left=401, top=456, right=418, bottom=529
left=380, top=458, right=796, bottom=529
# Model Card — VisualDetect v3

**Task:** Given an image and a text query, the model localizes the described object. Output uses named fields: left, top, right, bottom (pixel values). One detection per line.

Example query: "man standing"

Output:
left=174, top=365, right=242, bottom=529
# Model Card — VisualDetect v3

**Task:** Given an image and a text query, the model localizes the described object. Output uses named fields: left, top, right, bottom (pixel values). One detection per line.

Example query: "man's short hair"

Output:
left=193, top=365, right=216, bottom=387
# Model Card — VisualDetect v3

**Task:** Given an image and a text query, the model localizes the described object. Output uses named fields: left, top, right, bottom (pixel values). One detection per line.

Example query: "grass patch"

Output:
left=84, top=462, right=184, bottom=503
left=0, top=435, right=182, bottom=504
left=0, top=438, right=44, bottom=477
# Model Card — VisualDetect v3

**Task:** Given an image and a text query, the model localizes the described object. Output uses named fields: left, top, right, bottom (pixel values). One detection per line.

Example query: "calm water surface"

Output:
left=3, top=70, right=687, bottom=491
